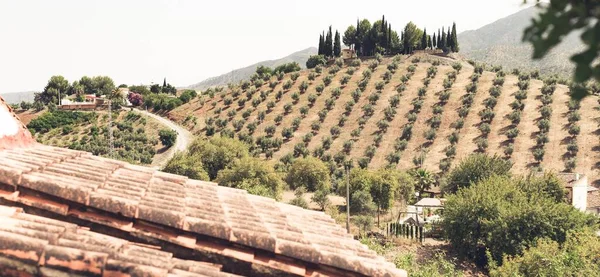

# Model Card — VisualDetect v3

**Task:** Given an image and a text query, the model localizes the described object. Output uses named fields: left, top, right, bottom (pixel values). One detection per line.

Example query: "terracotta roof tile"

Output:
left=0, top=144, right=406, bottom=276
left=0, top=205, right=240, bottom=277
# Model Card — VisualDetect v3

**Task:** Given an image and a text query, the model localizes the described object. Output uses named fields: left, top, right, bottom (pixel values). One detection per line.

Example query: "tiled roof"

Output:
left=0, top=204, right=240, bottom=277
left=0, top=96, right=405, bottom=276
left=0, top=147, right=404, bottom=276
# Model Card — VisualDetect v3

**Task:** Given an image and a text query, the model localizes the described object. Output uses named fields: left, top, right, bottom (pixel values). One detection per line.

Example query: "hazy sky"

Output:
left=0, top=0, right=535, bottom=93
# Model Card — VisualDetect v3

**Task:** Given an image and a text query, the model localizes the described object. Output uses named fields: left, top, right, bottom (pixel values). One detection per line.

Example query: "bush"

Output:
left=158, top=129, right=177, bottom=147
left=443, top=175, right=597, bottom=267
left=476, top=137, right=488, bottom=151
left=216, top=157, right=283, bottom=199
left=163, top=153, right=210, bottom=181
left=532, top=147, right=545, bottom=162
left=490, top=230, right=600, bottom=277
left=444, top=154, right=512, bottom=193
left=306, top=55, right=327, bottom=69
left=568, top=124, right=580, bottom=136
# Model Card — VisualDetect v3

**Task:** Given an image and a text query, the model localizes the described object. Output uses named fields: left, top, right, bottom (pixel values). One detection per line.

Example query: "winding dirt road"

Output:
left=132, top=109, right=193, bottom=169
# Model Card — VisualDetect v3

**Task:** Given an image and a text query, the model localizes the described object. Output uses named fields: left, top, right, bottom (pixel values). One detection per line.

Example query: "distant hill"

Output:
left=188, top=47, right=317, bottom=90
left=0, top=91, right=36, bottom=104
left=458, top=6, right=583, bottom=77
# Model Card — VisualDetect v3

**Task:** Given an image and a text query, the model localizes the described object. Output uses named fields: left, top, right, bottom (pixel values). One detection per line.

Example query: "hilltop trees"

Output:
left=337, top=16, right=458, bottom=55
left=343, top=25, right=356, bottom=49
left=325, top=26, right=333, bottom=57
left=334, top=30, right=342, bottom=57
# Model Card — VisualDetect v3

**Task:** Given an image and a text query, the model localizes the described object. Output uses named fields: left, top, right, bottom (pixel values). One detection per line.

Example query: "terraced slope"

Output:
left=169, top=54, right=600, bottom=186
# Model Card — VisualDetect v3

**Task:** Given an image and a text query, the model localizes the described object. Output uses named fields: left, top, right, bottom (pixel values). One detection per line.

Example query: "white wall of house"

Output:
left=572, top=174, right=588, bottom=212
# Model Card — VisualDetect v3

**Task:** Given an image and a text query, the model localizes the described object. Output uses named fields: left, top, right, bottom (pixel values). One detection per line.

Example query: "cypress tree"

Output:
left=421, top=28, right=428, bottom=50
left=388, top=24, right=392, bottom=52
left=325, top=26, right=333, bottom=57
left=451, top=22, right=459, bottom=52
left=432, top=33, right=437, bottom=49
left=318, top=34, right=324, bottom=55
left=441, top=27, right=447, bottom=52
left=382, top=15, right=387, bottom=50
left=163, top=78, right=167, bottom=88
left=427, top=35, right=432, bottom=49
left=437, top=29, right=441, bottom=49
left=356, top=19, right=361, bottom=56
left=334, top=30, right=342, bottom=57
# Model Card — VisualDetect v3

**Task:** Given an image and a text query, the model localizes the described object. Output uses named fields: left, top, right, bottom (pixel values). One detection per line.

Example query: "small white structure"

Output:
left=547, top=173, right=590, bottom=212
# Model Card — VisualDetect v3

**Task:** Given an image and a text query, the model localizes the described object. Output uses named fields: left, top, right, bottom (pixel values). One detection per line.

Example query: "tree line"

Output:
left=316, top=15, right=459, bottom=58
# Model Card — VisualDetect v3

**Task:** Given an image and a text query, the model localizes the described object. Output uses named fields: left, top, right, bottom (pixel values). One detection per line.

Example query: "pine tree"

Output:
left=421, top=28, right=428, bottom=50
left=433, top=32, right=437, bottom=49
left=334, top=30, right=342, bottom=57
left=451, top=22, right=459, bottom=52
left=325, top=26, right=333, bottom=57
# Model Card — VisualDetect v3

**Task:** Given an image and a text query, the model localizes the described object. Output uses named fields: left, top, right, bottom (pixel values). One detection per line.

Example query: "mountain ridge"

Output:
left=188, top=47, right=317, bottom=90
left=458, top=5, right=583, bottom=77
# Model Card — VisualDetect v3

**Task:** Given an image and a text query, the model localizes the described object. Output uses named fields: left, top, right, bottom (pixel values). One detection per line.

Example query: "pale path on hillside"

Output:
left=422, top=65, right=472, bottom=172
left=304, top=66, right=367, bottom=154
left=272, top=69, right=338, bottom=160
left=540, top=85, right=571, bottom=174
left=487, top=75, right=519, bottom=157
left=327, top=63, right=388, bottom=156
left=397, top=63, right=441, bottom=169
left=369, top=66, right=424, bottom=168
left=347, top=63, right=406, bottom=162
left=452, top=72, right=495, bottom=166
left=576, top=95, right=600, bottom=185
left=511, top=80, right=543, bottom=174
left=132, top=109, right=193, bottom=169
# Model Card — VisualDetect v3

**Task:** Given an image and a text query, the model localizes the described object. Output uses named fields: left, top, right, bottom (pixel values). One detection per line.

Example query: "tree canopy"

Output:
left=443, top=154, right=512, bottom=193
left=216, top=157, right=283, bottom=199
left=285, top=157, right=330, bottom=192
left=442, top=175, right=597, bottom=267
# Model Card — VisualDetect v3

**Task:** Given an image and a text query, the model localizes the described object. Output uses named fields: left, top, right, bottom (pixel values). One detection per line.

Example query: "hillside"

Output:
left=459, top=6, right=583, bottom=77
left=169, top=54, right=600, bottom=186
left=27, top=109, right=167, bottom=165
left=187, top=47, right=317, bottom=90
left=0, top=91, right=36, bottom=104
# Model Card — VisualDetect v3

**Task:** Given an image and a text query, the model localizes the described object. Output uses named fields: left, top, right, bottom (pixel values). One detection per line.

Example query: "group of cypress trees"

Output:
left=429, top=23, right=459, bottom=52
left=317, top=16, right=459, bottom=57
left=318, top=26, right=342, bottom=57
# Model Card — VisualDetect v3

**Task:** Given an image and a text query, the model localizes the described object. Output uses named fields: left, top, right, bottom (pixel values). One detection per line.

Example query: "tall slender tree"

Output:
left=432, top=32, right=437, bottom=49
left=325, top=26, right=333, bottom=57
left=334, top=30, right=342, bottom=57
left=441, top=27, right=447, bottom=52
left=437, top=29, right=441, bottom=49
left=421, top=28, right=428, bottom=50
left=163, top=78, right=167, bottom=88
left=427, top=35, right=432, bottom=49
left=451, top=22, right=459, bottom=52
left=318, top=34, right=324, bottom=55
left=388, top=24, right=392, bottom=52
left=355, top=19, right=361, bottom=55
